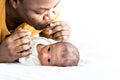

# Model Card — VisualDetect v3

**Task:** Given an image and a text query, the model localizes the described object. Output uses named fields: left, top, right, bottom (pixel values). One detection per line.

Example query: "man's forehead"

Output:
left=24, top=0, right=60, bottom=3
left=23, top=0, right=60, bottom=8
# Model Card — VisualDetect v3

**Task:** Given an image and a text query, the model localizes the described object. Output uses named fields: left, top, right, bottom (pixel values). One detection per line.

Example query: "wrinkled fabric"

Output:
left=19, top=36, right=56, bottom=66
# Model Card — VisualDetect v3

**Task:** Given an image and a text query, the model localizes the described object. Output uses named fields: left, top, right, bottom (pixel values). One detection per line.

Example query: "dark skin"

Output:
left=0, top=0, right=70, bottom=62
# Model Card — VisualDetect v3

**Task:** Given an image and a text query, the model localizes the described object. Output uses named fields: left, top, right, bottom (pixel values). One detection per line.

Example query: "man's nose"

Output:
left=43, top=8, right=55, bottom=21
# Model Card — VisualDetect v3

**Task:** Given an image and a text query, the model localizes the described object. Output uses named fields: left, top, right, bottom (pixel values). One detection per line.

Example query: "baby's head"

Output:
left=38, top=42, right=80, bottom=66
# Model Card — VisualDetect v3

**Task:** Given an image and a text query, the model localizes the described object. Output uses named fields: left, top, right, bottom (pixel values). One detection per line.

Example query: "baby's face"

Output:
left=38, top=43, right=67, bottom=66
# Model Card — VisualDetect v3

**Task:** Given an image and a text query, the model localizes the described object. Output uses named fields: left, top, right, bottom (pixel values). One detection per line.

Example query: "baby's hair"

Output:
left=57, top=42, right=80, bottom=66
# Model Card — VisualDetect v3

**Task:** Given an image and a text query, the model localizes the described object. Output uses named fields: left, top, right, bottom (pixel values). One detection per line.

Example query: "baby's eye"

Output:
left=48, top=47, right=50, bottom=52
left=48, top=58, right=51, bottom=63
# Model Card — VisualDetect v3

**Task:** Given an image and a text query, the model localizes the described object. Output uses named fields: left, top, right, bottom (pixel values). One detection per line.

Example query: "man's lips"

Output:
left=34, top=23, right=50, bottom=30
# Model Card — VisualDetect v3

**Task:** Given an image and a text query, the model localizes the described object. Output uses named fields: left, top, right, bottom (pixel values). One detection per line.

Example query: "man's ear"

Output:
left=10, top=0, right=20, bottom=9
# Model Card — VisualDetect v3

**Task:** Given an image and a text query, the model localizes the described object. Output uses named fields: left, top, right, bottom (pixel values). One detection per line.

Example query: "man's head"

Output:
left=38, top=42, right=80, bottom=66
left=9, top=0, right=60, bottom=29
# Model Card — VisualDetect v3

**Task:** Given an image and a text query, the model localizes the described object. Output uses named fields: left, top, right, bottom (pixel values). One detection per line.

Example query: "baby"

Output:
left=19, top=37, right=80, bottom=66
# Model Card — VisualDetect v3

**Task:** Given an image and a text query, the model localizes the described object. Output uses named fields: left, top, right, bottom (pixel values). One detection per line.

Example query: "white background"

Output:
left=59, top=0, right=120, bottom=79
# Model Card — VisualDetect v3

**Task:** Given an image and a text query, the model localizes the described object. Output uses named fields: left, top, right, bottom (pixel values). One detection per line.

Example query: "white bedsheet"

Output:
left=0, top=0, right=120, bottom=80
left=0, top=55, right=117, bottom=80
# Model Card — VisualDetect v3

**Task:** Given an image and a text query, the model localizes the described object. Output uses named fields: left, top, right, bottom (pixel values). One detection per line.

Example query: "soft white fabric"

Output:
left=19, top=37, right=56, bottom=66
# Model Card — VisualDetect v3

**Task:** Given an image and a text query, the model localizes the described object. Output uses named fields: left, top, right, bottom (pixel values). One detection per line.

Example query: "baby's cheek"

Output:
left=41, top=54, right=51, bottom=65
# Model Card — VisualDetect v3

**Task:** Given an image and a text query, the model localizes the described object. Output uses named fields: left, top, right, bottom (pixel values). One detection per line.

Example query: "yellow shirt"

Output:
left=0, top=0, right=10, bottom=43
left=0, top=0, right=60, bottom=43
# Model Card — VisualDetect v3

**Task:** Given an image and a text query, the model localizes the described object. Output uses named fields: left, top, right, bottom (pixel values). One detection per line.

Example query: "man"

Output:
left=0, top=0, right=70, bottom=62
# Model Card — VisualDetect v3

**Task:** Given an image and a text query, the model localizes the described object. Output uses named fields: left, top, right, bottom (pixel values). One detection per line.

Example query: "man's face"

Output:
left=16, top=0, right=60, bottom=30
left=38, top=43, right=67, bottom=66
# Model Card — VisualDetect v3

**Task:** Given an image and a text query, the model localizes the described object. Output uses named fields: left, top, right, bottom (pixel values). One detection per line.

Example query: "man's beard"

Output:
left=33, top=23, right=50, bottom=30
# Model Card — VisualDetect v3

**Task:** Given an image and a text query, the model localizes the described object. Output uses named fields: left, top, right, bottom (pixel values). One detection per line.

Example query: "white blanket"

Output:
left=0, top=0, right=120, bottom=80
left=0, top=56, right=114, bottom=80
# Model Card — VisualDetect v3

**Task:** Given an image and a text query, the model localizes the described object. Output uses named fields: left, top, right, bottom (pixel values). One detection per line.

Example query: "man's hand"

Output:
left=51, top=21, right=71, bottom=41
left=0, top=29, right=31, bottom=62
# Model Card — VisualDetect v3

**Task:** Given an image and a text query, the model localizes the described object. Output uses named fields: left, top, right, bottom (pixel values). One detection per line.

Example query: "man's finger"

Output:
left=52, top=31, right=70, bottom=38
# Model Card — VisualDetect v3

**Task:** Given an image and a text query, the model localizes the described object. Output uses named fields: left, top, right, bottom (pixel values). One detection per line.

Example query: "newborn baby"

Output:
left=19, top=37, right=80, bottom=66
